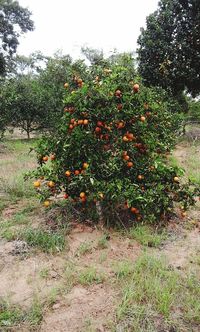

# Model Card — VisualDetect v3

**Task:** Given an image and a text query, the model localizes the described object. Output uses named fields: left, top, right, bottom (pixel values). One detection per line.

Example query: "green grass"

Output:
left=0, top=300, right=23, bottom=328
left=97, top=234, right=109, bottom=249
left=129, top=225, right=167, bottom=247
left=21, top=228, right=66, bottom=253
left=0, top=297, right=43, bottom=329
left=78, top=266, right=105, bottom=285
left=26, top=298, right=43, bottom=327
left=116, top=254, right=200, bottom=331
left=76, top=241, right=93, bottom=256
left=113, top=260, right=135, bottom=279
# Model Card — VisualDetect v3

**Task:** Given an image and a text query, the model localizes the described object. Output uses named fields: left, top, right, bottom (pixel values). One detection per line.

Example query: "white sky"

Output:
left=18, top=0, right=159, bottom=59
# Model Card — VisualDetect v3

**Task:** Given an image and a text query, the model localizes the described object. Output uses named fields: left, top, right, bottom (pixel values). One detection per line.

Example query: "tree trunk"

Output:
left=96, top=201, right=104, bottom=229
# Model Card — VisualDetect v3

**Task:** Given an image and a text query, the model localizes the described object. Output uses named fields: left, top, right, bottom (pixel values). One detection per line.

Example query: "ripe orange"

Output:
left=127, top=133, right=135, bottom=141
left=123, top=136, right=129, bottom=142
left=77, top=78, right=83, bottom=84
left=140, top=116, right=146, bottom=122
left=78, top=119, right=84, bottom=125
left=118, top=122, right=124, bottom=129
left=63, top=193, right=69, bottom=199
left=133, top=83, right=139, bottom=92
left=127, top=161, right=134, bottom=168
left=123, top=155, right=130, bottom=161
left=130, top=207, right=137, bottom=213
left=138, top=175, right=144, bottom=180
left=74, top=170, right=80, bottom=175
left=83, top=162, right=89, bottom=169
left=44, top=200, right=50, bottom=207
left=97, top=121, right=103, bottom=127
left=43, top=156, right=48, bottom=162
left=80, top=192, right=86, bottom=198
left=95, top=127, right=101, bottom=133
left=69, top=124, right=74, bottom=130
left=83, top=119, right=88, bottom=125
left=115, top=89, right=122, bottom=97
left=80, top=197, right=86, bottom=203
left=48, top=181, right=55, bottom=188
left=50, top=154, right=56, bottom=161
left=33, top=181, right=40, bottom=188
left=174, top=176, right=179, bottom=183
left=64, top=82, right=69, bottom=88
left=65, top=170, right=71, bottom=177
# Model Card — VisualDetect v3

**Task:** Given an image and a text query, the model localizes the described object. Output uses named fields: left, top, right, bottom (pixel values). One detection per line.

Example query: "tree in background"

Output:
left=137, top=0, right=200, bottom=98
left=0, top=52, right=88, bottom=138
left=0, top=0, right=34, bottom=76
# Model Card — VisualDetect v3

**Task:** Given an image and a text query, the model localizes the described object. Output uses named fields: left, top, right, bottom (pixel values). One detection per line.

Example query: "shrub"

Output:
left=29, top=56, right=199, bottom=225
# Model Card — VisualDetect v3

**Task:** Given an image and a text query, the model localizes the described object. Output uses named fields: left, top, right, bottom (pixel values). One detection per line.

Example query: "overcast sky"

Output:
left=18, top=0, right=159, bottom=59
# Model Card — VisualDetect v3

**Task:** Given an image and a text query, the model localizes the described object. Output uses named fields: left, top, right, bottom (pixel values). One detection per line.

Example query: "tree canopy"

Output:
left=0, top=0, right=34, bottom=76
left=137, top=0, right=200, bottom=97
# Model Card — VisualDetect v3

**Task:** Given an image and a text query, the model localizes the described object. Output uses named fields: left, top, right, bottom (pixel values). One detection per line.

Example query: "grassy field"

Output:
left=0, top=136, right=200, bottom=331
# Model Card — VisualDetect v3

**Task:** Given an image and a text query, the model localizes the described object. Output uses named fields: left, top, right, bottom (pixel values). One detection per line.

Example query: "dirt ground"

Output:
left=0, top=137, right=200, bottom=332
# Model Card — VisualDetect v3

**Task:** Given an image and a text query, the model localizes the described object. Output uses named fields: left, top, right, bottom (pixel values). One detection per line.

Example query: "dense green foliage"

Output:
left=137, top=0, right=200, bottom=97
left=30, top=56, right=199, bottom=224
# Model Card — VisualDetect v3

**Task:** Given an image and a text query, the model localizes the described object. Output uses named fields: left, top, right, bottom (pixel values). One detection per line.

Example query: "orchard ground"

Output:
left=0, top=128, right=200, bottom=332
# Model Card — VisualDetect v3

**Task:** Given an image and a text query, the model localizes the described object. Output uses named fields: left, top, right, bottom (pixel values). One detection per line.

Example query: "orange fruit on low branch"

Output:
left=80, top=192, right=86, bottom=198
left=74, top=170, right=80, bottom=175
left=140, top=116, right=146, bottom=122
left=48, top=181, right=55, bottom=188
left=33, top=181, right=40, bottom=188
left=64, top=193, right=69, bottom=199
left=44, top=200, right=50, bottom=207
left=43, top=156, right=48, bottom=162
left=65, top=170, right=71, bottom=177
left=64, top=82, right=69, bottom=88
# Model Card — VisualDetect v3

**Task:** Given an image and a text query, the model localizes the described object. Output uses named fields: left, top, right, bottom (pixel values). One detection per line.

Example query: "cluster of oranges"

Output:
left=65, top=162, right=89, bottom=178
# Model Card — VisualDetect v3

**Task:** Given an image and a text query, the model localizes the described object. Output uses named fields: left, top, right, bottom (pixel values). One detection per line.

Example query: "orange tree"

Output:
left=29, top=56, right=199, bottom=224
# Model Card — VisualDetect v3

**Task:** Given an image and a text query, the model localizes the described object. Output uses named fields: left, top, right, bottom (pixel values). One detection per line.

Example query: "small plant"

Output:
left=20, top=228, right=66, bottom=253
left=129, top=225, right=167, bottom=247
left=76, top=241, right=93, bottom=256
left=97, top=234, right=109, bottom=249
left=113, top=260, right=135, bottom=279
left=78, top=266, right=105, bottom=285
left=0, top=300, right=23, bottom=328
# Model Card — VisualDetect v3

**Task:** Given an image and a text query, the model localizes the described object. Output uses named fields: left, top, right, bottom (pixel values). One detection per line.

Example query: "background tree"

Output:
left=137, top=0, right=200, bottom=98
left=0, top=0, right=34, bottom=76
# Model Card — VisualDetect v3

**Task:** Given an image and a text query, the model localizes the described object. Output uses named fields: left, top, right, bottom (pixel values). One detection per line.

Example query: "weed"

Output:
left=76, top=241, right=93, bottom=256
left=78, top=266, right=105, bottom=285
left=113, top=260, right=134, bottom=279
left=0, top=300, right=23, bottom=328
left=97, top=234, right=109, bottom=249
left=20, top=228, right=66, bottom=253
left=26, top=298, right=43, bottom=327
left=129, top=225, right=167, bottom=247
left=39, top=268, right=50, bottom=279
